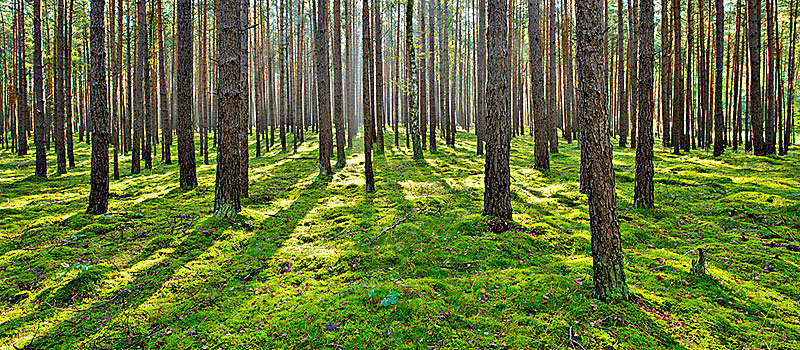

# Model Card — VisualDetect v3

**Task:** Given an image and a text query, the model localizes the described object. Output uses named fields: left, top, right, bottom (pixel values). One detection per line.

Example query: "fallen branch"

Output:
left=369, top=215, right=410, bottom=245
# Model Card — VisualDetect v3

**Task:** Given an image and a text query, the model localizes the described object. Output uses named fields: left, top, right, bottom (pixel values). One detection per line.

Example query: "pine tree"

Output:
left=176, top=0, right=198, bottom=189
left=87, top=0, right=110, bottom=215
left=483, top=0, right=512, bottom=220
left=214, top=0, right=244, bottom=217
left=577, top=0, right=629, bottom=300
left=635, top=0, right=654, bottom=208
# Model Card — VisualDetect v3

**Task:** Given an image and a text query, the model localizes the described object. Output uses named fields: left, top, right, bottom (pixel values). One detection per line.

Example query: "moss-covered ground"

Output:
left=1, top=130, right=799, bottom=349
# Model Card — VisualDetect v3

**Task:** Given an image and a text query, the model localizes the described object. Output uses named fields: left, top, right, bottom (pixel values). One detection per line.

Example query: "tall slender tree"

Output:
left=428, top=0, right=438, bottom=153
left=529, top=0, right=548, bottom=170
left=55, top=0, right=67, bottom=173
left=476, top=0, right=486, bottom=155
left=363, top=0, right=376, bottom=192
left=316, top=0, right=333, bottom=175
left=547, top=0, right=558, bottom=153
left=239, top=0, right=250, bottom=197
left=176, top=0, right=198, bottom=189
left=33, top=0, right=46, bottom=177
left=576, top=0, right=629, bottom=300
left=660, top=0, right=671, bottom=147
left=483, top=0, right=511, bottom=220
left=617, top=0, right=628, bottom=147
left=375, top=0, right=386, bottom=154
left=66, top=0, right=75, bottom=167
left=765, top=0, right=776, bottom=154
left=672, top=0, right=684, bottom=155
left=408, top=0, right=423, bottom=159
left=158, top=0, right=171, bottom=164
left=214, top=0, right=244, bottom=217
left=712, top=0, right=724, bottom=156
left=635, top=0, right=654, bottom=208
left=748, top=0, right=764, bottom=155
left=16, top=0, right=28, bottom=156
left=628, top=0, right=638, bottom=148
left=87, top=0, right=110, bottom=215
left=333, top=0, right=346, bottom=168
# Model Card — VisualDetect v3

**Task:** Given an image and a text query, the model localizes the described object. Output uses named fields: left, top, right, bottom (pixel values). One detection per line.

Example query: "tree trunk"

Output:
left=363, top=0, right=376, bottom=192
left=483, top=0, right=511, bottom=220
left=33, top=0, right=46, bottom=177
left=576, top=0, right=629, bottom=300
left=279, top=0, right=287, bottom=152
left=333, top=0, right=346, bottom=167
left=142, top=0, right=153, bottom=170
left=428, top=0, right=438, bottom=153
left=628, top=0, right=638, bottom=148
left=176, top=0, right=198, bottom=189
left=748, top=0, right=764, bottom=155
left=87, top=0, right=110, bottom=215
left=529, top=0, right=548, bottom=170
left=713, top=0, right=725, bottom=156
left=547, top=0, right=558, bottom=153
left=785, top=0, right=796, bottom=155
left=476, top=0, right=486, bottom=155
left=55, top=0, right=67, bottom=173
left=660, top=0, right=671, bottom=147
left=239, top=0, right=249, bottom=196
left=66, top=0, right=75, bottom=167
left=672, top=0, right=684, bottom=155
left=214, top=0, right=243, bottom=217
left=635, top=0, right=654, bottom=208
left=316, top=0, right=333, bottom=175
left=407, top=0, right=423, bottom=159
left=16, top=0, right=28, bottom=157
left=157, top=0, right=171, bottom=164
left=617, top=0, right=628, bottom=147
left=765, top=0, right=776, bottom=154
left=374, top=1, right=386, bottom=154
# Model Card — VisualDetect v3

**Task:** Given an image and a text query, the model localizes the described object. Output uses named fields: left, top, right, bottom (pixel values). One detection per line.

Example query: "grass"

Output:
left=1, top=128, right=799, bottom=349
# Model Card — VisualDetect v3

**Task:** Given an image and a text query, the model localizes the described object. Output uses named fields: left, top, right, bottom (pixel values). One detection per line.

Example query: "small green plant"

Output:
left=380, top=290, right=398, bottom=307
left=54, top=262, right=89, bottom=281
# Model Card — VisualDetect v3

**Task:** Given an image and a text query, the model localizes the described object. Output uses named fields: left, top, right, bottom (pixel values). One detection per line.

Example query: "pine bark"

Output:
left=316, top=0, right=333, bottom=175
left=87, top=0, right=110, bottom=215
left=635, top=0, right=654, bottom=208
left=375, top=1, right=386, bottom=154
left=660, top=0, right=671, bottom=147
left=16, top=0, right=28, bottom=156
left=483, top=0, right=511, bottom=220
left=428, top=0, right=438, bottom=153
left=142, top=0, right=153, bottom=170
left=547, top=0, right=558, bottom=153
left=214, top=0, right=243, bottom=217
left=407, top=0, right=423, bottom=159
left=55, top=0, right=67, bottom=173
left=476, top=0, right=486, bottom=155
left=33, top=0, right=46, bottom=177
left=712, top=0, right=725, bottom=156
left=176, top=0, right=198, bottom=189
left=158, top=0, right=171, bottom=164
left=672, top=0, right=684, bottom=155
left=765, top=0, right=776, bottom=154
left=577, top=0, right=629, bottom=300
left=617, top=0, right=628, bottom=147
left=748, top=0, right=764, bottom=155
left=363, top=0, right=376, bottom=192
left=333, top=0, right=346, bottom=168
left=239, top=0, right=249, bottom=196
left=529, top=0, right=548, bottom=170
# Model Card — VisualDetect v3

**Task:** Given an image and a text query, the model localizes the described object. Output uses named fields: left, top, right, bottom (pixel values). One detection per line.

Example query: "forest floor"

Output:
left=0, top=130, right=799, bottom=349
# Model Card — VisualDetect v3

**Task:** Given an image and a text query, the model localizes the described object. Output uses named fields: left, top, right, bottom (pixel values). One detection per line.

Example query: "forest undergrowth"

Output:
left=1, top=130, right=799, bottom=349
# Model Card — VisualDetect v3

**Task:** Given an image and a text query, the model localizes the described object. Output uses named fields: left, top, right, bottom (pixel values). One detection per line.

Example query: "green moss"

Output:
left=1, top=131, right=799, bottom=349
